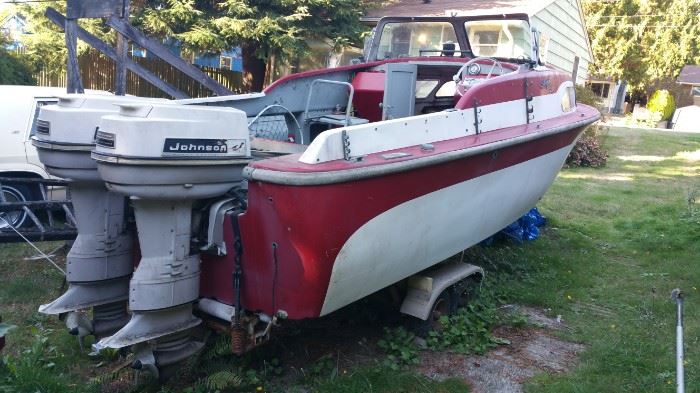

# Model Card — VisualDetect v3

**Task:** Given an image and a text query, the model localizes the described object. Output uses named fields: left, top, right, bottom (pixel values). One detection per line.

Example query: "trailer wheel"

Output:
left=413, top=290, right=453, bottom=338
left=451, top=277, right=480, bottom=313
left=0, top=183, right=37, bottom=229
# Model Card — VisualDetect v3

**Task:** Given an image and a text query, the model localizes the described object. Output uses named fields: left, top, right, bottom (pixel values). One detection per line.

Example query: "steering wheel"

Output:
left=453, top=57, right=503, bottom=96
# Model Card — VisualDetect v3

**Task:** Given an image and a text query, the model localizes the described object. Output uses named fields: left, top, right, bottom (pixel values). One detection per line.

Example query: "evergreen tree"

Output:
left=0, top=31, right=35, bottom=85
left=132, top=0, right=369, bottom=91
left=17, top=1, right=109, bottom=79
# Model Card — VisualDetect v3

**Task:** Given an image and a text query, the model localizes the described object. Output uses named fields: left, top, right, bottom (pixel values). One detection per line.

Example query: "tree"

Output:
left=0, top=32, right=35, bottom=85
left=133, top=0, right=370, bottom=91
left=583, top=0, right=700, bottom=97
left=17, top=2, right=109, bottom=78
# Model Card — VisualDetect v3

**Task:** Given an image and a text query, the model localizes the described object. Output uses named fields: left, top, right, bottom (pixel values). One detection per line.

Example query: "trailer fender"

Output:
left=400, top=262, right=484, bottom=321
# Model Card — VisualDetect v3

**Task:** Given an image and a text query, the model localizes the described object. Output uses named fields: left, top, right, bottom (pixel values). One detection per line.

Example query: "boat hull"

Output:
left=232, top=117, right=593, bottom=319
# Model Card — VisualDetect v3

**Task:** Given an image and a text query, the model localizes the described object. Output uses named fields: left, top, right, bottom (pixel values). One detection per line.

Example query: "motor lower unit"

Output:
left=33, top=94, right=165, bottom=342
left=90, top=103, right=252, bottom=370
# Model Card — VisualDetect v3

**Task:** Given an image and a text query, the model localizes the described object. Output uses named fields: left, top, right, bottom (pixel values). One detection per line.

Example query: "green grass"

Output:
left=0, top=242, right=104, bottom=393
left=1, top=126, right=699, bottom=392
left=312, top=367, right=469, bottom=393
left=474, top=127, right=700, bottom=392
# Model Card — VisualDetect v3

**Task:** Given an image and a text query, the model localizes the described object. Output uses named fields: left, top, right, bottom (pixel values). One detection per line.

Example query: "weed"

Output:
left=682, top=188, right=700, bottom=225
left=308, top=354, right=337, bottom=379
left=0, top=326, right=74, bottom=393
left=426, top=303, right=499, bottom=355
left=185, top=370, right=243, bottom=393
left=501, top=310, right=529, bottom=328
left=377, top=327, right=419, bottom=370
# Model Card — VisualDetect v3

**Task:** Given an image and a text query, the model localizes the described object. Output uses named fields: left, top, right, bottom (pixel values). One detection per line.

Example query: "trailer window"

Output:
left=377, top=22, right=460, bottom=60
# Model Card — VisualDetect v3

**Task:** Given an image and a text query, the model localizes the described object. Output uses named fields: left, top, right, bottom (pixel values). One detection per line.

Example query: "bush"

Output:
left=576, top=85, right=602, bottom=110
left=0, top=48, right=35, bottom=85
left=565, top=125, right=608, bottom=168
left=565, top=86, right=608, bottom=168
left=647, top=90, right=675, bottom=120
left=626, top=109, right=663, bottom=128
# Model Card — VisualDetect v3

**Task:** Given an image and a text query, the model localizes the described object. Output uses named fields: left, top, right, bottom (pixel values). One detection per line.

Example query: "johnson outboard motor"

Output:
left=33, top=95, right=165, bottom=343
left=91, top=103, right=252, bottom=375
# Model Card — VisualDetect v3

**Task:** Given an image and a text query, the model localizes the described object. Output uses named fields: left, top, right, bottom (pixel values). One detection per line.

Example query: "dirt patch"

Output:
left=246, top=304, right=584, bottom=392
left=417, top=306, right=584, bottom=393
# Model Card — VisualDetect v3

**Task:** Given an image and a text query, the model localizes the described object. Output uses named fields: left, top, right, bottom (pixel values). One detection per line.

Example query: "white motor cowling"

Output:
left=91, top=103, right=252, bottom=372
left=33, top=94, right=166, bottom=341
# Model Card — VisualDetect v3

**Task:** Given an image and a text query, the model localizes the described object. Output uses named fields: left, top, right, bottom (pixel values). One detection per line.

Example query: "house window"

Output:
left=220, top=56, right=232, bottom=70
left=692, top=86, right=700, bottom=96
left=590, top=82, right=610, bottom=99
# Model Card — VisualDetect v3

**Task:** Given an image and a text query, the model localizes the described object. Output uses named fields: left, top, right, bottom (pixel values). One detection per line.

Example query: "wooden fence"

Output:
left=34, top=50, right=244, bottom=98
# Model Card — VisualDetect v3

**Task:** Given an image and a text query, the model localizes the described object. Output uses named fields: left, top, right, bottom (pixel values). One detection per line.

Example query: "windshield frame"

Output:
left=367, top=14, right=535, bottom=64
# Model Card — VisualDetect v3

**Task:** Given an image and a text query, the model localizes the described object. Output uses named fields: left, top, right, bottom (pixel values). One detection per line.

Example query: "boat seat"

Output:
left=309, top=114, right=369, bottom=127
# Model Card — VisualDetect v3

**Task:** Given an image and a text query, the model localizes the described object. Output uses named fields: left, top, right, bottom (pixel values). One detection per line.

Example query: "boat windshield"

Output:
left=376, top=22, right=461, bottom=60
left=464, top=20, right=533, bottom=60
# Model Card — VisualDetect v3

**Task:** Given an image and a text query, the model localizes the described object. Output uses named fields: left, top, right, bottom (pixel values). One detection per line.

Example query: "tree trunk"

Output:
left=242, top=43, right=266, bottom=93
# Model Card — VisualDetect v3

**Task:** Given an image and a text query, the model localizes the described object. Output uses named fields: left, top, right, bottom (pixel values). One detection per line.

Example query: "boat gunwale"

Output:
left=243, top=104, right=600, bottom=186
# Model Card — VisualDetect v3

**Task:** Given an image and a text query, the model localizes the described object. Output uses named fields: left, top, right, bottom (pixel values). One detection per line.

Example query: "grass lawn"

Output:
left=1, top=126, right=699, bottom=392
left=484, top=126, right=700, bottom=392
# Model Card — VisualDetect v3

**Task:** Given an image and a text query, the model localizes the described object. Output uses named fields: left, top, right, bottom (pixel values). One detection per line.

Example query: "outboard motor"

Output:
left=32, top=95, right=164, bottom=343
left=91, top=103, right=252, bottom=375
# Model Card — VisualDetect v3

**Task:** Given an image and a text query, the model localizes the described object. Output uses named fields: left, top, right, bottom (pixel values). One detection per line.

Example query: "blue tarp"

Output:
left=501, top=207, right=547, bottom=242
left=482, top=207, right=547, bottom=245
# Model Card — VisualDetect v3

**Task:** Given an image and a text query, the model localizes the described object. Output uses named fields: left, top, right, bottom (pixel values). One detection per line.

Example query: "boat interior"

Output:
left=175, top=15, right=539, bottom=159
left=182, top=59, right=521, bottom=158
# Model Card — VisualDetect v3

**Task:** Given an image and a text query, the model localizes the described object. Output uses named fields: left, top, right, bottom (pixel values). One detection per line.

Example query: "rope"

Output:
left=0, top=215, right=66, bottom=275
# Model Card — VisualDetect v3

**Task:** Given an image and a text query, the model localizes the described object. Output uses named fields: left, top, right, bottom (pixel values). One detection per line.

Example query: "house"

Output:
left=0, top=12, right=27, bottom=52
left=131, top=39, right=243, bottom=73
left=193, top=48, right=243, bottom=73
left=588, top=76, right=627, bottom=114
left=363, top=0, right=594, bottom=85
left=671, top=65, right=700, bottom=132
left=677, top=65, right=700, bottom=107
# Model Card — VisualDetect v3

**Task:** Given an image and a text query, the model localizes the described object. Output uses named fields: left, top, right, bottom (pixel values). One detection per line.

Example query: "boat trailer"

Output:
left=0, top=177, right=77, bottom=243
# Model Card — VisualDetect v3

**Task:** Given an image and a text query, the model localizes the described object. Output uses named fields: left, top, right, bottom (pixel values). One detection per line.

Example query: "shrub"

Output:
left=576, top=85, right=602, bottom=109
left=0, top=48, right=35, bottom=85
left=647, top=90, right=675, bottom=120
left=565, top=125, right=608, bottom=168
left=626, top=109, right=663, bottom=128
left=566, top=86, right=608, bottom=168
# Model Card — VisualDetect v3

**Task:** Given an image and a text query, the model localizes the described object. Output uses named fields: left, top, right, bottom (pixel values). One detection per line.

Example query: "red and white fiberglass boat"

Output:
left=34, top=13, right=598, bottom=373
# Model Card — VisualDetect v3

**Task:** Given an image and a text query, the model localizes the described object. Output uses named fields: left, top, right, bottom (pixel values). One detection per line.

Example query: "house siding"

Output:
left=531, top=0, right=591, bottom=84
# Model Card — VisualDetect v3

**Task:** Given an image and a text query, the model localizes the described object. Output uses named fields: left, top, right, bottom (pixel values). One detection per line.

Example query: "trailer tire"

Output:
left=413, top=290, right=453, bottom=338
left=450, top=277, right=480, bottom=314
left=0, top=183, right=39, bottom=229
